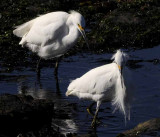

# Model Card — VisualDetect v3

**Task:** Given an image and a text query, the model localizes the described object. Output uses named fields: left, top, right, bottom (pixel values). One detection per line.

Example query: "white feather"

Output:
left=13, top=11, right=87, bottom=59
left=13, top=18, right=37, bottom=38
left=66, top=50, right=133, bottom=123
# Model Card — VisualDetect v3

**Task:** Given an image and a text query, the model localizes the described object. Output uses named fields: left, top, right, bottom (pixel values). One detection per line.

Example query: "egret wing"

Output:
left=13, top=18, right=37, bottom=37
left=15, top=12, right=69, bottom=47
left=67, top=63, right=117, bottom=98
left=25, top=20, right=68, bottom=47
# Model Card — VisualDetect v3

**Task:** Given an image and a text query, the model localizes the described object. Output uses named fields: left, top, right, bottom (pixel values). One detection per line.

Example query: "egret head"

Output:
left=112, top=49, right=129, bottom=70
left=70, top=10, right=89, bottom=47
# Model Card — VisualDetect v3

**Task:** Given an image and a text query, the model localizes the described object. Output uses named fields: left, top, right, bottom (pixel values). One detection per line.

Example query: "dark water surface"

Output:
left=0, top=46, right=160, bottom=137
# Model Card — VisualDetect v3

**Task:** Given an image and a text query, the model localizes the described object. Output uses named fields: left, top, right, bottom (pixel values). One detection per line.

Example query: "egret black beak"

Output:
left=78, top=25, right=89, bottom=49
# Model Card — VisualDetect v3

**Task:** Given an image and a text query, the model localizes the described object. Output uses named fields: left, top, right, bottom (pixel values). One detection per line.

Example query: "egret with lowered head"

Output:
left=13, top=10, right=88, bottom=76
left=66, top=50, right=133, bottom=127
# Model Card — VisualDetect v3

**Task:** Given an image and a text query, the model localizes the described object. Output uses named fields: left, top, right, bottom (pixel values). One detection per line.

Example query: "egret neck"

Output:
left=116, top=63, right=124, bottom=89
left=62, top=17, right=80, bottom=48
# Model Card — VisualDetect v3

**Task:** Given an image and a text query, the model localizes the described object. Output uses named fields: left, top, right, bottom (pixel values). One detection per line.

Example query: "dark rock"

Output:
left=0, top=93, right=78, bottom=137
left=79, top=0, right=160, bottom=52
left=117, top=118, right=160, bottom=137
left=0, top=93, right=54, bottom=137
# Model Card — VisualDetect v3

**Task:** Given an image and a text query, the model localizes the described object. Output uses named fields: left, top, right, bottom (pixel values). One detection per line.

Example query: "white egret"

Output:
left=13, top=10, right=88, bottom=76
left=66, top=50, right=133, bottom=127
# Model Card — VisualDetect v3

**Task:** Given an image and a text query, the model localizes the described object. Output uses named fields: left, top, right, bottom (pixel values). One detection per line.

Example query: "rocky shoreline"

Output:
left=0, top=0, right=160, bottom=71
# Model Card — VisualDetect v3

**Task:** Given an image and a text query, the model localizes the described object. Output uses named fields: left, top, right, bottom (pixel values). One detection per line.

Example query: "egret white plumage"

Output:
left=66, top=50, right=133, bottom=127
left=13, top=10, right=88, bottom=75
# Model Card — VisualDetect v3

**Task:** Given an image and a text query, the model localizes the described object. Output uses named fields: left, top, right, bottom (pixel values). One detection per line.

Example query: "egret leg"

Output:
left=91, top=101, right=101, bottom=128
left=54, top=58, right=61, bottom=77
left=87, top=102, right=96, bottom=117
left=54, top=57, right=62, bottom=93
left=36, top=58, right=41, bottom=76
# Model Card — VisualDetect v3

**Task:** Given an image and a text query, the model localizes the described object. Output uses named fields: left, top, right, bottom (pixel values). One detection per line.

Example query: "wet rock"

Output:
left=117, top=118, right=160, bottom=137
left=80, top=0, right=160, bottom=52
left=0, top=93, right=54, bottom=137
left=0, top=93, right=79, bottom=137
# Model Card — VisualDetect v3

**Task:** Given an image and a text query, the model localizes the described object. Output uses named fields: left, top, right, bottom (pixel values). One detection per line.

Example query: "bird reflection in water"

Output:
left=17, top=76, right=61, bottom=99
left=17, top=75, right=99, bottom=136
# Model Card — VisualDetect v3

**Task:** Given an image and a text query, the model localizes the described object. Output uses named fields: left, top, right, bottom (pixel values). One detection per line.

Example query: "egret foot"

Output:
left=87, top=108, right=93, bottom=116
left=87, top=102, right=96, bottom=117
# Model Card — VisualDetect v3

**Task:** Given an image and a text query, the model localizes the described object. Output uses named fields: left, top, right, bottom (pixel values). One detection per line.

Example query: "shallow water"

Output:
left=0, top=46, right=160, bottom=137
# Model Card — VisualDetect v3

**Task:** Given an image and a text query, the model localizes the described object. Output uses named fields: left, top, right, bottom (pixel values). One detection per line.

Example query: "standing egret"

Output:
left=13, top=10, right=88, bottom=76
left=66, top=50, right=133, bottom=127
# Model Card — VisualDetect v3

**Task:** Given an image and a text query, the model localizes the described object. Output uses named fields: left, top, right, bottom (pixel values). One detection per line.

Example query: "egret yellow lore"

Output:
left=13, top=10, right=88, bottom=75
left=66, top=50, right=133, bottom=127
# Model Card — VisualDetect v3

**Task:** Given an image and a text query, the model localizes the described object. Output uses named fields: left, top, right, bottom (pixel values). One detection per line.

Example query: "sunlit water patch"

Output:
left=0, top=46, right=160, bottom=136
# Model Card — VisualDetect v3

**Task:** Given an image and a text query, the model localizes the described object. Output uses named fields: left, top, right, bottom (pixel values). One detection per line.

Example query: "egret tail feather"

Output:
left=13, top=18, right=36, bottom=37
